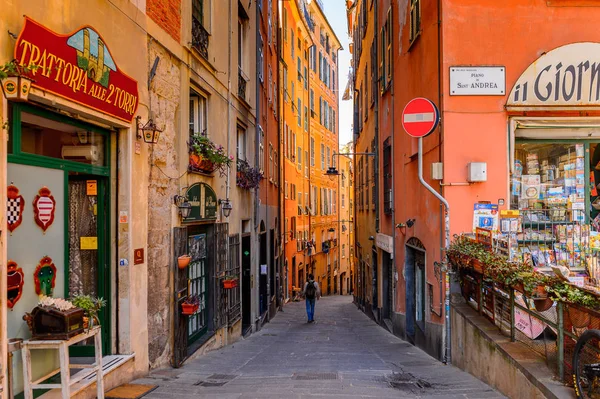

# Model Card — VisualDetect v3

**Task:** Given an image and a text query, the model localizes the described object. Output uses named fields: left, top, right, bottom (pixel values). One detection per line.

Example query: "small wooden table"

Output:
left=21, top=327, right=104, bottom=399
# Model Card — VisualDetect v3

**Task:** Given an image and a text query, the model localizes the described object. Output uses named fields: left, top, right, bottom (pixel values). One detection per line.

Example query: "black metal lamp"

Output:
left=136, top=116, right=163, bottom=144
left=219, top=199, right=233, bottom=218
left=174, top=195, right=192, bottom=218
left=326, top=166, right=340, bottom=181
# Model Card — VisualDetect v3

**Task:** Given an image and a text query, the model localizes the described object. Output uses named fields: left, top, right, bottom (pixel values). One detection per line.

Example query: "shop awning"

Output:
left=515, top=119, right=600, bottom=139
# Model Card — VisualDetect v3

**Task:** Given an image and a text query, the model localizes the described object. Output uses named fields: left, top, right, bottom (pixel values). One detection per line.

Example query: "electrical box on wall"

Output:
left=467, top=162, right=487, bottom=182
left=431, top=163, right=443, bottom=180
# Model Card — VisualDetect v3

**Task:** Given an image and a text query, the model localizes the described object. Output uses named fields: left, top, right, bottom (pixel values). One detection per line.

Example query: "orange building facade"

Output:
left=281, top=0, right=313, bottom=299
left=307, top=0, right=342, bottom=296
left=281, top=0, right=341, bottom=299
left=348, top=0, right=600, bottom=361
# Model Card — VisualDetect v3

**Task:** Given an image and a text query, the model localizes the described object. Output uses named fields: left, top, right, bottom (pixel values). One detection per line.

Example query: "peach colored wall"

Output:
left=392, top=0, right=443, bottom=318
left=442, top=0, right=600, bottom=231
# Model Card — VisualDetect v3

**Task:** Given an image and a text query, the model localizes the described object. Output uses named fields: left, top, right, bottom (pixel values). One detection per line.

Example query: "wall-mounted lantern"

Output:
left=219, top=199, right=233, bottom=218
left=174, top=195, right=192, bottom=219
left=136, top=116, right=163, bottom=144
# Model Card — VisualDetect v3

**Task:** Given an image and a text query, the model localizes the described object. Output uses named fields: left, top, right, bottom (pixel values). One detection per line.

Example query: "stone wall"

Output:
left=146, top=38, right=181, bottom=369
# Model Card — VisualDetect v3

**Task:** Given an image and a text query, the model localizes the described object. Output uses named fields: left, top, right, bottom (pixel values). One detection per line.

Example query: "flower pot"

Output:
left=181, top=303, right=199, bottom=315
left=568, top=305, right=591, bottom=328
left=1, top=75, right=32, bottom=101
left=223, top=279, right=238, bottom=289
left=533, top=297, right=554, bottom=312
left=178, top=255, right=191, bottom=269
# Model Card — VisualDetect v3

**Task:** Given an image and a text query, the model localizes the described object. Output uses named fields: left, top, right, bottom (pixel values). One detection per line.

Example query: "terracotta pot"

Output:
left=178, top=255, right=191, bottom=269
left=181, top=303, right=198, bottom=315
left=514, top=283, right=525, bottom=293
left=223, top=279, right=238, bottom=289
left=189, top=154, right=216, bottom=173
left=533, top=297, right=554, bottom=312
left=534, top=285, right=547, bottom=297
left=472, top=259, right=484, bottom=275
left=568, top=305, right=591, bottom=328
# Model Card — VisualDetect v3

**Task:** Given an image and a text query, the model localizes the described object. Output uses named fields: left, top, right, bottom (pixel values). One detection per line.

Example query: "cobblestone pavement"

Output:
left=133, top=295, right=505, bottom=398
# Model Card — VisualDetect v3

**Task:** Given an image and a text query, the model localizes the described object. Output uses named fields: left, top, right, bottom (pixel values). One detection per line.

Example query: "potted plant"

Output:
left=547, top=283, right=599, bottom=327
left=0, top=60, right=38, bottom=101
left=181, top=294, right=200, bottom=315
left=236, top=158, right=263, bottom=190
left=71, top=294, right=106, bottom=329
left=223, top=275, right=239, bottom=289
left=188, top=132, right=233, bottom=176
left=178, top=254, right=191, bottom=269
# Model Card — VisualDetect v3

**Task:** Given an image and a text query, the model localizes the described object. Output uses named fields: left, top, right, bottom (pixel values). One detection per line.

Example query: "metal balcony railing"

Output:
left=192, top=16, right=209, bottom=60
left=238, top=68, right=248, bottom=101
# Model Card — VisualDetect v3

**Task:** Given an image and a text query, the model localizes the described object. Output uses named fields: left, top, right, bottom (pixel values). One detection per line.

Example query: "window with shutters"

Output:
left=285, top=181, right=289, bottom=198
left=370, top=43, right=376, bottom=105
left=297, top=146, right=302, bottom=171
left=297, top=98, right=302, bottom=126
left=283, top=6, right=287, bottom=42
left=304, top=106, right=308, bottom=131
left=310, top=89, right=315, bottom=116
left=386, top=9, right=392, bottom=83
left=320, top=143, right=325, bottom=169
left=291, top=30, right=295, bottom=58
left=310, top=137, right=315, bottom=166
left=383, top=139, right=392, bottom=214
left=274, top=151, right=278, bottom=186
left=326, top=147, right=331, bottom=168
left=341, top=193, right=345, bottom=208
left=410, top=0, right=421, bottom=45
left=283, top=67, right=288, bottom=102
left=284, top=218, right=288, bottom=242
left=380, top=26, right=386, bottom=91
left=304, top=66, right=308, bottom=90
left=268, top=143, right=273, bottom=181
left=259, top=126, right=265, bottom=173
left=304, top=150, right=309, bottom=177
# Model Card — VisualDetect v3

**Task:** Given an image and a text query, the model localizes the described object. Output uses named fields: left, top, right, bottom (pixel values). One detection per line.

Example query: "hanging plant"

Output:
left=236, top=158, right=263, bottom=190
left=188, top=132, right=233, bottom=176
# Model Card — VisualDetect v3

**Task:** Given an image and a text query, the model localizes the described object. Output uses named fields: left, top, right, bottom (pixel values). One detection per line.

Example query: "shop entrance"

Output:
left=7, top=103, right=111, bottom=355
left=382, top=252, right=393, bottom=320
left=405, top=238, right=426, bottom=343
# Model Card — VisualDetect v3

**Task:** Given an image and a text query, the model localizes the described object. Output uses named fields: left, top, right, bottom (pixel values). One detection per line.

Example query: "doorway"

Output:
left=382, top=252, right=392, bottom=320
left=259, top=230, right=268, bottom=316
left=241, top=234, right=252, bottom=335
left=405, top=238, right=426, bottom=343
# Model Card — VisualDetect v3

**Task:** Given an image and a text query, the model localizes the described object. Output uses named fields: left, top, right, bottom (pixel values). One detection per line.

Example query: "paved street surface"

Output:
left=133, top=296, right=504, bottom=398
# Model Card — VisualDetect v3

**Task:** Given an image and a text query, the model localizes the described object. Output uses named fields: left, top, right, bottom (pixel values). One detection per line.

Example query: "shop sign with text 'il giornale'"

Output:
left=14, top=17, right=139, bottom=122
left=507, top=42, right=600, bottom=109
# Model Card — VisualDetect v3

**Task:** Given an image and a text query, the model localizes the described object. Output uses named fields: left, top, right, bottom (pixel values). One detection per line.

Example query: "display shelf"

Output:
left=522, top=221, right=577, bottom=227
left=517, top=239, right=556, bottom=244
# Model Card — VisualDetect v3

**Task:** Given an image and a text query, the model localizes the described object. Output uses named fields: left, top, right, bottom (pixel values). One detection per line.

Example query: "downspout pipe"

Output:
left=436, top=0, right=451, bottom=365
left=255, top=1, right=261, bottom=232
left=417, top=138, right=450, bottom=364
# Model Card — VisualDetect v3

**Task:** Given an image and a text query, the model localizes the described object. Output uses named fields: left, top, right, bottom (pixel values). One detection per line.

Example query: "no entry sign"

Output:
left=401, top=98, right=440, bottom=138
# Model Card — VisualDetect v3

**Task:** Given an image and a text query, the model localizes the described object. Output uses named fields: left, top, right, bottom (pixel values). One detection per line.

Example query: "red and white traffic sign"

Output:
left=401, top=98, right=440, bottom=138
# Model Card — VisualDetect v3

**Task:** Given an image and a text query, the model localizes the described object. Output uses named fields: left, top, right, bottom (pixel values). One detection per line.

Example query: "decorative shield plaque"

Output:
left=34, top=256, right=57, bottom=296
left=7, top=184, right=25, bottom=233
left=33, top=187, right=56, bottom=233
left=7, top=260, right=24, bottom=309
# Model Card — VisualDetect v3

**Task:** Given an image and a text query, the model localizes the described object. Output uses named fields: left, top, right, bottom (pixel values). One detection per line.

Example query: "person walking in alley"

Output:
left=303, top=274, right=320, bottom=323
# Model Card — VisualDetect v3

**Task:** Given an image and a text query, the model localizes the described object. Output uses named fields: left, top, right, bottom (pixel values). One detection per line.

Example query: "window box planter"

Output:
left=189, top=134, right=233, bottom=176
left=223, top=279, right=238, bottom=289
left=0, top=60, right=37, bottom=102
left=181, top=303, right=199, bottom=315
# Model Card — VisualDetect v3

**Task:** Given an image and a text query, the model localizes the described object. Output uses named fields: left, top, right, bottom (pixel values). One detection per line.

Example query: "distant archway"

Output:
left=406, top=237, right=426, bottom=251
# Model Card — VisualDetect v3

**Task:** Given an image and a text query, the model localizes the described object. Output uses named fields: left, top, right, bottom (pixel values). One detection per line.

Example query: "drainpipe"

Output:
left=417, top=138, right=450, bottom=365
left=225, top=0, right=233, bottom=345
left=436, top=0, right=450, bottom=365
left=254, top=0, right=262, bottom=322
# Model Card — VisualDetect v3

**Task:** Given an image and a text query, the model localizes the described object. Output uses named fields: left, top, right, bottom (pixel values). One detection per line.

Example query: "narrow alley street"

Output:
left=133, top=296, right=504, bottom=399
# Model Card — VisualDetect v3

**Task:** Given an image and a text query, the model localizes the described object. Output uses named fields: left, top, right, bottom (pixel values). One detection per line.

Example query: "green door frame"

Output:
left=8, top=103, right=112, bottom=355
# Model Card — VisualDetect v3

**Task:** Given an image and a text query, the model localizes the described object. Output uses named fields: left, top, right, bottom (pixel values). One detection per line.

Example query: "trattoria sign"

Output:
left=508, top=42, right=600, bottom=108
left=183, top=183, right=218, bottom=222
left=14, top=17, right=139, bottom=122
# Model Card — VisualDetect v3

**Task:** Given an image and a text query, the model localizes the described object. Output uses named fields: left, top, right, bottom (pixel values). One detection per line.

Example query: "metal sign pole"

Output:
left=417, top=137, right=451, bottom=364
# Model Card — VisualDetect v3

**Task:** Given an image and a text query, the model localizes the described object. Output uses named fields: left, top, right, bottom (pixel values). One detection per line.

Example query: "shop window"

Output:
left=19, top=112, right=106, bottom=167
left=383, top=140, right=392, bottom=214
left=237, top=125, right=246, bottom=161
left=509, top=141, right=599, bottom=271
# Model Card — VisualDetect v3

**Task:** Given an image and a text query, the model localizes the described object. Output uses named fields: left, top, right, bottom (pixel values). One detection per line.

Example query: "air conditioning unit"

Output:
left=61, top=145, right=99, bottom=162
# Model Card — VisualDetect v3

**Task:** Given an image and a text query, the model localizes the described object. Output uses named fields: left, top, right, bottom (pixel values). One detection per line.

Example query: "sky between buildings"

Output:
left=322, top=0, right=353, bottom=148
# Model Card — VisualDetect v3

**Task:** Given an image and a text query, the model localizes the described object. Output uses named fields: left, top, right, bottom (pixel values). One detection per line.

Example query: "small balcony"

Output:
left=192, top=16, right=209, bottom=60
left=238, top=67, right=248, bottom=102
